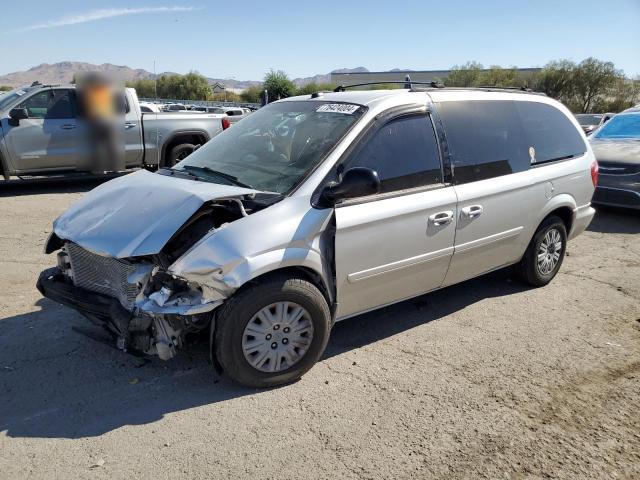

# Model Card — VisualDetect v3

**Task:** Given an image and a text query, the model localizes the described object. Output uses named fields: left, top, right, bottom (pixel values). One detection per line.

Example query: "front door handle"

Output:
left=429, top=210, right=454, bottom=226
left=125, top=122, right=137, bottom=129
left=461, top=205, right=483, bottom=218
left=60, top=124, right=76, bottom=130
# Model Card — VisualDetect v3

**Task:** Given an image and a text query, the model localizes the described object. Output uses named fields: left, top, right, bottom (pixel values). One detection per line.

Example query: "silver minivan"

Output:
left=38, top=86, right=597, bottom=387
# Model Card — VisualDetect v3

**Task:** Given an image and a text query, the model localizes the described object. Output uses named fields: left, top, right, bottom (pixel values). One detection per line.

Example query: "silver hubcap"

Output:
left=242, top=302, right=314, bottom=373
left=537, top=228, right=563, bottom=275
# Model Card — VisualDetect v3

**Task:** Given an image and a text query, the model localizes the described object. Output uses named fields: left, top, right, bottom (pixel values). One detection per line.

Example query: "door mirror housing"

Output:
left=320, top=167, right=381, bottom=206
left=8, top=108, right=28, bottom=126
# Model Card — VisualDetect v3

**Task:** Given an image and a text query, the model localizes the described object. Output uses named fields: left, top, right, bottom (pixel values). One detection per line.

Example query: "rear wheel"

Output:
left=514, top=215, right=567, bottom=287
left=166, top=143, right=196, bottom=166
left=213, top=274, right=331, bottom=388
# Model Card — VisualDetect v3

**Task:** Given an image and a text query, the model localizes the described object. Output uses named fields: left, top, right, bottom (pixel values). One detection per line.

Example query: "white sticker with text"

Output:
left=316, top=104, right=359, bottom=114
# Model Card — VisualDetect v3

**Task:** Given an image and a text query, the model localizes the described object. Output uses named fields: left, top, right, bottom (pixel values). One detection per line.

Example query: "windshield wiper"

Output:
left=178, top=165, right=254, bottom=189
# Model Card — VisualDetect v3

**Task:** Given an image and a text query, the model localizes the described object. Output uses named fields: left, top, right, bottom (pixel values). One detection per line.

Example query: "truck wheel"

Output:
left=167, top=143, right=196, bottom=166
left=514, top=215, right=567, bottom=287
left=213, top=274, right=331, bottom=388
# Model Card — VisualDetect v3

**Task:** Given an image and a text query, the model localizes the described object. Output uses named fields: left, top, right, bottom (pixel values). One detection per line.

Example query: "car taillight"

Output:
left=222, top=117, right=230, bottom=130
left=591, top=160, right=599, bottom=187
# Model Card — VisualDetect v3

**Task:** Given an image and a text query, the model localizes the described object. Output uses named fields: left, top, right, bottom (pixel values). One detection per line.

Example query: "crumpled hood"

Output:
left=53, top=169, right=258, bottom=258
left=590, top=138, right=640, bottom=165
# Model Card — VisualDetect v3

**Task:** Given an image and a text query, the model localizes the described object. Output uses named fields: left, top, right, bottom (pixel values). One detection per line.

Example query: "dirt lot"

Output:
left=0, top=179, right=639, bottom=480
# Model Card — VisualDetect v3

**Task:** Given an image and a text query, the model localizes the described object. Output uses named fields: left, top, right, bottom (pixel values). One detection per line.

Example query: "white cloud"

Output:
left=19, top=6, right=198, bottom=31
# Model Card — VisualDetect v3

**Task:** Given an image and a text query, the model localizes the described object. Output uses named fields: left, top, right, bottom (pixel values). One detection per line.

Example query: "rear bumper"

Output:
left=37, top=267, right=133, bottom=333
left=569, top=204, right=596, bottom=240
left=593, top=186, right=640, bottom=210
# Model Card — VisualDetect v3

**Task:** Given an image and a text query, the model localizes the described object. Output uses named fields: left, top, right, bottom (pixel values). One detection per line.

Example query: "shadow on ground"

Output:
left=0, top=174, right=123, bottom=197
left=0, top=269, right=526, bottom=439
left=588, top=207, right=640, bottom=234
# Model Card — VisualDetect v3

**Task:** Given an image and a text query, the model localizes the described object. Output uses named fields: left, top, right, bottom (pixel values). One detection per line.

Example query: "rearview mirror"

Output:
left=320, top=167, right=381, bottom=206
left=9, top=108, right=28, bottom=126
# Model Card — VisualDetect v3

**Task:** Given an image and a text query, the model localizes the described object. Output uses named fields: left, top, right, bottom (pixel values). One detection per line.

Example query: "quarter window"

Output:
left=438, top=100, right=587, bottom=184
left=343, top=115, right=443, bottom=193
left=515, top=101, right=587, bottom=163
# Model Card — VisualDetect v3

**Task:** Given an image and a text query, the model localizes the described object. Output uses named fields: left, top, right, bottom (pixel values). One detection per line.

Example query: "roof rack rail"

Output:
left=333, top=77, right=445, bottom=92
left=475, top=85, right=534, bottom=92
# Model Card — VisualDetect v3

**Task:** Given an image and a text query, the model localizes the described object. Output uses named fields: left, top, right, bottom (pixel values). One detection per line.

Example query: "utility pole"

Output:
left=153, top=60, right=157, bottom=99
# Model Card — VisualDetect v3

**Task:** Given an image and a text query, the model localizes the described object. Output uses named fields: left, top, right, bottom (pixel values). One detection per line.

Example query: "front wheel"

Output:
left=514, top=215, right=567, bottom=287
left=213, top=274, right=331, bottom=388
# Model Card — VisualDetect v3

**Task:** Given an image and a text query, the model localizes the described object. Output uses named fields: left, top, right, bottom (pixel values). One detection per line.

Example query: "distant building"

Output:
left=211, top=82, right=226, bottom=93
left=331, top=68, right=542, bottom=86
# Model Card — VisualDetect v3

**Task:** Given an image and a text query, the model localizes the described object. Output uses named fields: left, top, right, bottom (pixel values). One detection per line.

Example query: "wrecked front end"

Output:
left=37, top=243, right=222, bottom=360
left=36, top=169, right=282, bottom=360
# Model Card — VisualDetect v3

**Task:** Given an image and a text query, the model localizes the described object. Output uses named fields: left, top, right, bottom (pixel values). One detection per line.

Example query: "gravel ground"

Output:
left=0, top=179, right=639, bottom=480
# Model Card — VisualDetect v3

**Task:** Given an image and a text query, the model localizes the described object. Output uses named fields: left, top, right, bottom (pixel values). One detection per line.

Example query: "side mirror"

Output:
left=8, top=108, right=28, bottom=126
left=320, top=167, right=381, bottom=206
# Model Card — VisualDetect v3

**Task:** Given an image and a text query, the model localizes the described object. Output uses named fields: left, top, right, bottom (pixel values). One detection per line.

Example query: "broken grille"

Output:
left=65, top=242, right=139, bottom=311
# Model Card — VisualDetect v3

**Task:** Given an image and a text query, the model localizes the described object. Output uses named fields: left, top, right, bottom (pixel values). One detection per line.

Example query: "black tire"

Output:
left=166, top=143, right=196, bottom=166
left=213, top=274, right=331, bottom=388
left=514, top=215, right=567, bottom=287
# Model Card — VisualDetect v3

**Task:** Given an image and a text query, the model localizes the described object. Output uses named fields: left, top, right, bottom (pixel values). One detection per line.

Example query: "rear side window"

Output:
left=344, top=114, right=442, bottom=193
left=438, top=100, right=586, bottom=184
left=438, top=100, right=528, bottom=184
left=515, top=102, right=586, bottom=163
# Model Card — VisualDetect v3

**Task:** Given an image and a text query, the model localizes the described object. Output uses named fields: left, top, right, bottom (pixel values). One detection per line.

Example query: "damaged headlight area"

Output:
left=38, top=193, right=282, bottom=362
left=37, top=243, right=223, bottom=361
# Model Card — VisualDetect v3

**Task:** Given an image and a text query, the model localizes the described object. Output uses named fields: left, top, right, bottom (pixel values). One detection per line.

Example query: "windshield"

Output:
left=173, top=100, right=366, bottom=194
left=593, top=114, right=640, bottom=139
left=0, top=87, right=33, bottom=110
left=575, top=114, right=602, bottom=126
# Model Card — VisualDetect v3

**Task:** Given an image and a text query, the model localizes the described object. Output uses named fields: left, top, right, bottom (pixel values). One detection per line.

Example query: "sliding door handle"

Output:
left=461, top=205, right=483, bottom=218
left=429, top=211, right=454, bottom=225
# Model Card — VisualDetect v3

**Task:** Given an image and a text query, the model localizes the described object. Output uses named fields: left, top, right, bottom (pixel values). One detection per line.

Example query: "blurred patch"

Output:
left=76, top=72, right=126, bottom=173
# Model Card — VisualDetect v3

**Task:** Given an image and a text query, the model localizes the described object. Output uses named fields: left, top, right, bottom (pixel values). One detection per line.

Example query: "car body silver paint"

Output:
left=52, top=169, right=257, bottom=258
left=43, top=88, right=596, bottom=327
left=168, top=194, right=334, bottom=301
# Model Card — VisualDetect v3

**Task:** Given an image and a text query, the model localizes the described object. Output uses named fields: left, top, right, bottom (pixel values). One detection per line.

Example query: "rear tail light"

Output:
left=221, top=117, right=230, bottom=130
left=591, top=160, right=599, bottom=187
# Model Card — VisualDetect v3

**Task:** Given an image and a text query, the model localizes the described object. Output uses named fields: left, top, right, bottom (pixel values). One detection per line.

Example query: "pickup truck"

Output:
left=0, top=84, right=227, bottom=181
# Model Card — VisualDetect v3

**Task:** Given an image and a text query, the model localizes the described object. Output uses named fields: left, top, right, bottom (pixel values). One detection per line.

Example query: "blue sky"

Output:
left=1, top=0, right=639, bottom=80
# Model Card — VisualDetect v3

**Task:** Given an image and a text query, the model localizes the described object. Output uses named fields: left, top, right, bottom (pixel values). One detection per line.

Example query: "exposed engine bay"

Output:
left=38, top=194, right=278, bottom=360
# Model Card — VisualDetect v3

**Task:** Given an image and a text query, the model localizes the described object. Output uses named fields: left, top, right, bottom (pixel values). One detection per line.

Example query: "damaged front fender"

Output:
left=167, top=195, right=335, bottom=302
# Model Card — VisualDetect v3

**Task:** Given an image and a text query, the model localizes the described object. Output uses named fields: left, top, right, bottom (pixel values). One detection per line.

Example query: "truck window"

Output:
left=18, top=89, right=75, bottom=120
left=343, top=114, right=443, bottom=193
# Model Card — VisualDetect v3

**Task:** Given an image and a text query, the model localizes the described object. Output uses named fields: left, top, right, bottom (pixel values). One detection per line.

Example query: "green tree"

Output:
left=593, top=77, right=640, bottom=113
left=530, top=60, right=576, bottom=102
left=296, top=82, right=337, bottom=95
left=572, top=57, right=622, bottom=113
left=477, top=66, right=521, bottom=87
left=263, top=70, right=296, bottom=102
left=0, top=85, right=12, bottom=92
left=126, top=78, right=156, bottom=98
left=445, top=62, right=484, bottom=87
left=152, top=71, right=211, bottom=100
left=240, top=84, right=265, bottom=103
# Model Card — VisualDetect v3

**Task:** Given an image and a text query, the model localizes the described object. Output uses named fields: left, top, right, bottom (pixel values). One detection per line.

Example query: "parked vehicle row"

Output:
left=0, top=84, right=230, bottom=180
left=37, top=86, right=597, bottom=387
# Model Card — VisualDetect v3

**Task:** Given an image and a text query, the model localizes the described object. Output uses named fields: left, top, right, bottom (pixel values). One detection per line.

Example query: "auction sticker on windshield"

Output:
left=316, top=104, right=360, bottom=114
